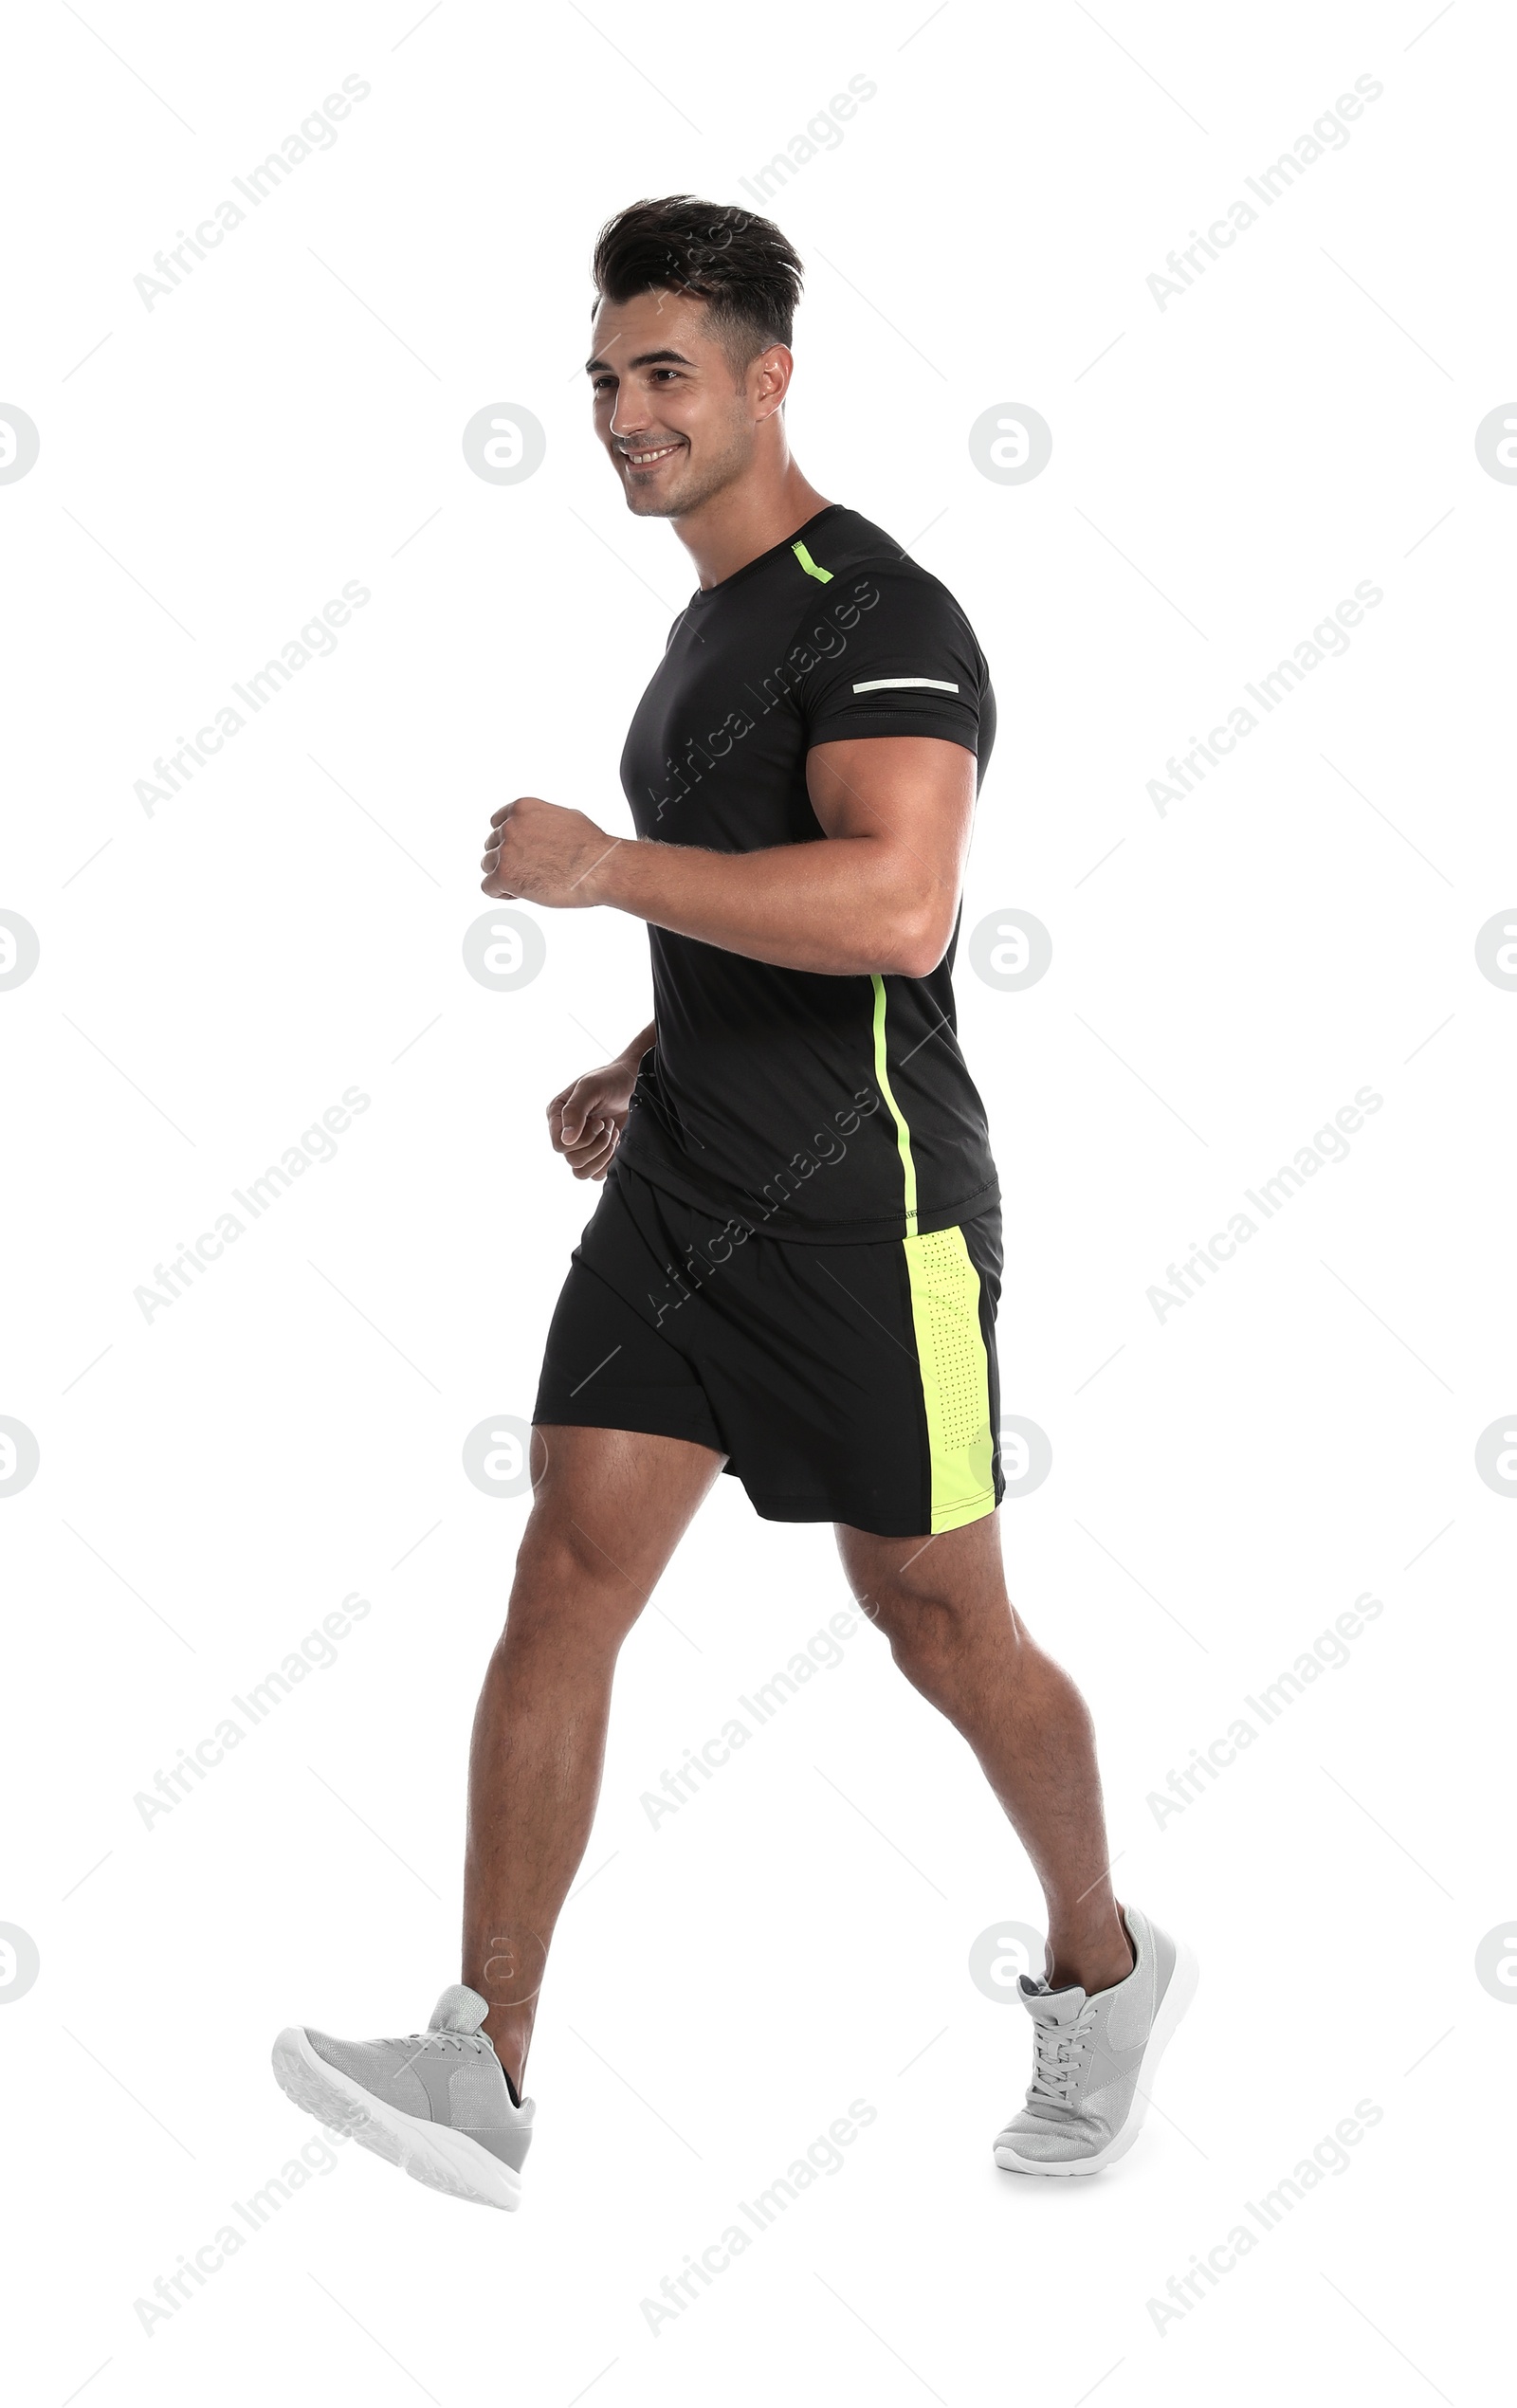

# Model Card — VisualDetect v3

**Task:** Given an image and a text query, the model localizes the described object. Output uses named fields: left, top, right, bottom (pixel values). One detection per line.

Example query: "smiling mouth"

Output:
left=622, top=440, right=684, bottom=468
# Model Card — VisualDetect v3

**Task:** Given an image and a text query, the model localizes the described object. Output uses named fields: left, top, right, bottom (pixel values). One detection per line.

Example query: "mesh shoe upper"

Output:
left=997, top=1905, right=1176, bottom=2162
left=305, top=1984, right=534, bottom=2172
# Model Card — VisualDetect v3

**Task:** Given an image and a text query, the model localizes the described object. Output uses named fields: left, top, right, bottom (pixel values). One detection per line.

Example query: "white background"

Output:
left=3, top=1, right=1512, bottom=2400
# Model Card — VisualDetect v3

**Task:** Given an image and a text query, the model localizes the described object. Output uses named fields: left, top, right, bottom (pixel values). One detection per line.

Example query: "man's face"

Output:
left=587, top=286, right=786, bottom=520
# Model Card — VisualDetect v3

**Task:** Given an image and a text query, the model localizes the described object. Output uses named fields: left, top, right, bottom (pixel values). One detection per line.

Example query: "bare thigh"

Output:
left=520, top=1424, right=727, bottom=1624
left=833, top=1512, right=1013, bottom=1640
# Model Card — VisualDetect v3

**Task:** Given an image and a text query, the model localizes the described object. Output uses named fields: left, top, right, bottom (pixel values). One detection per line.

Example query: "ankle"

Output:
left=1046, top=1913, right=1133, bottom=1996
left=482, top=2008, right=532, bottom=2098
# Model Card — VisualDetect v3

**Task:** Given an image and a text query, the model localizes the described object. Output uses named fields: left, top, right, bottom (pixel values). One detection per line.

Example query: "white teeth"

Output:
left=627, top=443, right=679, bottom=465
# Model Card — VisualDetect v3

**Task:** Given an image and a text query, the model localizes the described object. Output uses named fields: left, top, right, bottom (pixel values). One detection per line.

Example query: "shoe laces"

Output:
left=1027, top=2000, right=1098, bottom=2108
left=396, top=2029, right=486, bottom=2073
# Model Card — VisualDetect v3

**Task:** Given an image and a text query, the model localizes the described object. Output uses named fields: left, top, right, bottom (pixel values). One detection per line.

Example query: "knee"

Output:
left=868, top=1585, right=973, bottom=1692
left=505, top=1515, right=644, bottom=1645
left=868, top=1583, right=1022, bottom=1701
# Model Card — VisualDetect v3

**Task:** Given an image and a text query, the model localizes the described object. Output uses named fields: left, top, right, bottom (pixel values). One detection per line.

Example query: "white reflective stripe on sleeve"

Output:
left=850, top=676, right=960, bottom=693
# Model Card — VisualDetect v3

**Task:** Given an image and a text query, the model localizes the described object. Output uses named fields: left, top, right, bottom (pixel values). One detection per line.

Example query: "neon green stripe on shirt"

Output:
left=870, top=972, right=918, bottom=1237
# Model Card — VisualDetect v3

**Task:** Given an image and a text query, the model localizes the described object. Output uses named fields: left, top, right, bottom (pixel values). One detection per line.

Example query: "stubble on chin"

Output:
left=623, top=459, right=696, bottom=521
left=622, top=434, right=749, bottom=521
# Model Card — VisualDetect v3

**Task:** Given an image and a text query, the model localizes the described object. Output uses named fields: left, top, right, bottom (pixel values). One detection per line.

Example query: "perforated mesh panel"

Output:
left=902, top=1223, right=996, bottom=1531
left=910, top=1229, right=987, bottom=1450
left=307, top=2032, right=430, bottom=2115
left=449, top=2055, right=510, bottom=2127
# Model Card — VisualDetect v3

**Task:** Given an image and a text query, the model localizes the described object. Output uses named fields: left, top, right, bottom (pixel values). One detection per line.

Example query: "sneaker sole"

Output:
left=270, top=2027, right=522, bottom=2212
left=994, top=1936, right=1199, bottom=2179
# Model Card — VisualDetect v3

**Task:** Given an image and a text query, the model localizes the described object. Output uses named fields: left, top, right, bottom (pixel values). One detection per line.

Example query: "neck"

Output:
left=675, top=456, right=832, bottom=591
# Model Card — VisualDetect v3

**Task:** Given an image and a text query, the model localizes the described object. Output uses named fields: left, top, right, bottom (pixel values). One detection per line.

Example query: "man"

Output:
left=273, top=196, right=1196, bottom=2209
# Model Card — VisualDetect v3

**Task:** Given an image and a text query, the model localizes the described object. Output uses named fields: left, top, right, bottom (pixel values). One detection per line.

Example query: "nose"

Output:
left=608, top=395, right=652, bottom=445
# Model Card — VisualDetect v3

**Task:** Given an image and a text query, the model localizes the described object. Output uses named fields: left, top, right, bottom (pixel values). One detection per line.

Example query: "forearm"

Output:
left=619, top=1018, right=655, bottom=1067
left=592, top=836, right=930, bottom=976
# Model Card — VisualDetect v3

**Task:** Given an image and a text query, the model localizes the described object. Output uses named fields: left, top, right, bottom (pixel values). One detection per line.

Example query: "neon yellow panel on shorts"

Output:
left=902, top=1225, right=996, bottom=1532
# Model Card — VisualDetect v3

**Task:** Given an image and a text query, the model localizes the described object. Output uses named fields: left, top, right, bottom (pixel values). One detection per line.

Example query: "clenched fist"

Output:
left=481, top=795, right=619, bottom=906
left=546, top=1056, right=641, bottom=1180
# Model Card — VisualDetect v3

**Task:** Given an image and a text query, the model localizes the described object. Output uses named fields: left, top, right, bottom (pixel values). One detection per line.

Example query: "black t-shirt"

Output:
left=615, top=502, right=998, bottom=1244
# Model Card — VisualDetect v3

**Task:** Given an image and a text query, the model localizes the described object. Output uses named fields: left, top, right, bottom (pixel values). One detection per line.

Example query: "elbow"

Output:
left=882, top=906, right=954, bottom=981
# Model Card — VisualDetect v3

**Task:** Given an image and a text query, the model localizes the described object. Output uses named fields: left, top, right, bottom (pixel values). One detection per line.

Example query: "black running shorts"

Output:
left=533, top=1160, right=1005, bottom=1539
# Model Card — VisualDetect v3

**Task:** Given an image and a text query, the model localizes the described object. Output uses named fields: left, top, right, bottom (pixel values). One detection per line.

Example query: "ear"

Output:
left=752, top=344, right=795, bottom=419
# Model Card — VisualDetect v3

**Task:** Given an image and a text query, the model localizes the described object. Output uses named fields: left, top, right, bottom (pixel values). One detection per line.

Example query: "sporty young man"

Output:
left=273, top=197, right=1195, bottom=2208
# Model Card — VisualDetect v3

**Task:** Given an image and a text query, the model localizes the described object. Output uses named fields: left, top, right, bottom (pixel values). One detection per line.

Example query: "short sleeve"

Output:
left=795, top=567, right=987, bottom=757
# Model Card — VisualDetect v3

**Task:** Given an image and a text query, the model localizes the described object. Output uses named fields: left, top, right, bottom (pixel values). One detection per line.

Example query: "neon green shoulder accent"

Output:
left=869, top=972, right=918, bottom=1236
left=792, top=539, right=832, bottom=583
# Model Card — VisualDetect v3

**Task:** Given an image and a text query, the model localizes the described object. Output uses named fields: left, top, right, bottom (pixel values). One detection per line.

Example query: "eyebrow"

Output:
left=584, top=347, right=696, bottom=376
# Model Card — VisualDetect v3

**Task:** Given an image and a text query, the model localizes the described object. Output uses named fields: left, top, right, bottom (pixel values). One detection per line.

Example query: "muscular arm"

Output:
left=482, top=736, right=978, bottom=979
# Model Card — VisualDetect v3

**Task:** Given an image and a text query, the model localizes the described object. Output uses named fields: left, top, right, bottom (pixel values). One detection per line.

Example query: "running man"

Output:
left=273, top=196, right=1195, bottom=2207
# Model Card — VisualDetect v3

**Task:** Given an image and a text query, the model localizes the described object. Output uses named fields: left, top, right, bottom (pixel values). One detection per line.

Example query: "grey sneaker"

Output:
left=272, top=1983, right=532, bottom=2211
left=994, top=1904, right=1197, bottom=2177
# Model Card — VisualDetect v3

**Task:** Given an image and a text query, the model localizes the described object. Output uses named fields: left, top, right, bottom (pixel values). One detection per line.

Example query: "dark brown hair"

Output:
left=591, top=196, right=804, bottom=374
